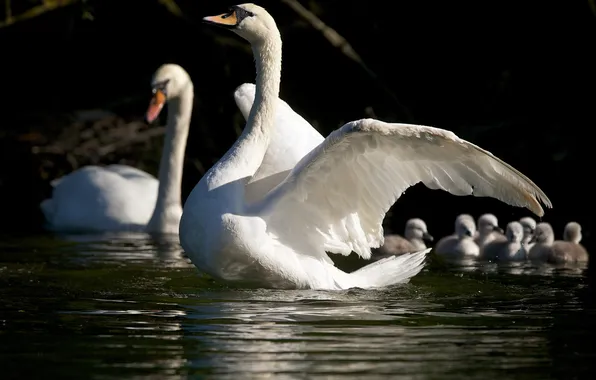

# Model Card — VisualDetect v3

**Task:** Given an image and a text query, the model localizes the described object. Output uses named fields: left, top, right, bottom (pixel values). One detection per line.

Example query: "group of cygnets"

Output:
left=375, top=215, right=588, bottom=264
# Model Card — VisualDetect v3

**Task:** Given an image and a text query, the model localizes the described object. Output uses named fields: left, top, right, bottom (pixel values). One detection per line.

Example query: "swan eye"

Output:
left=152, top=79, right=170, bottom=96
left=234, top=7, right=255, bottom=22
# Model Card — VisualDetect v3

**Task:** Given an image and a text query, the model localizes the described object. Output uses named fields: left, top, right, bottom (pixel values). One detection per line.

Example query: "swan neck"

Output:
left=247, top=36, right=282, bottom=133
left=205, top=33, right=282, bottom=195
left=148, top=83, right=193, bottom=228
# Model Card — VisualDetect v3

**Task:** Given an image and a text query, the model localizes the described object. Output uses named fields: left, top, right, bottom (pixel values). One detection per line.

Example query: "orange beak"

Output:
left=146, top=89, right=166, bottom=123
left=203, top=11, right=238, bottom=28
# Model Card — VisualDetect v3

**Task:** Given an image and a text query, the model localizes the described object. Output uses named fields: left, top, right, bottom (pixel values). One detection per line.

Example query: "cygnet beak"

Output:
left=423, top=232, right=434, bottom=242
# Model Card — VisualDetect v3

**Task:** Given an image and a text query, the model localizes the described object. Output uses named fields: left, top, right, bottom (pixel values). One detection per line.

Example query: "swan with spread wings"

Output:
left=179, top=3, right=552, bottom=290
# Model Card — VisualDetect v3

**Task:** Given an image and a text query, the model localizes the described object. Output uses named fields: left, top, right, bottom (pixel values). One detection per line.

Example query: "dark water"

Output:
left=0, top=233, right=593, bottom=379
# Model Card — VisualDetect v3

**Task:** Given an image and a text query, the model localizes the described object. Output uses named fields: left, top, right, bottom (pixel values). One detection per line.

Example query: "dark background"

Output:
left=0, top=0, right=594, bottom=252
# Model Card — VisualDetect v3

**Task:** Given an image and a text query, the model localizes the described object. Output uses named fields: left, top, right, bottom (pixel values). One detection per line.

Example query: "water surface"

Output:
left=0, top=233, right=593, bottom=379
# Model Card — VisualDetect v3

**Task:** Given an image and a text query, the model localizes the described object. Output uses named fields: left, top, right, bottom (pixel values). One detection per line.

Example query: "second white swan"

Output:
left=40, top=64, right=193, bottom=234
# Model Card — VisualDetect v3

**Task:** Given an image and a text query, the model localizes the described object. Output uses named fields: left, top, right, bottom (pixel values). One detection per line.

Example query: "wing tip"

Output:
left=523, top=188, right=553, bottom=218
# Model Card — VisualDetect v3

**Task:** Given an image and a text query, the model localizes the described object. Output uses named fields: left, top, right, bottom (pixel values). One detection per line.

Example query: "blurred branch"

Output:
left=31, top=112, right=166, bottom=166
left=157, top=0, right=182, bottom=17
left=94, top=125, right=165, bottom=157
left=34, top=124, right=166, bottom=158
left=0, top=0, right=79, bottom=28
left=589, top=0, right=596, bottom=18
left=280, top=0, right=414, bottom=122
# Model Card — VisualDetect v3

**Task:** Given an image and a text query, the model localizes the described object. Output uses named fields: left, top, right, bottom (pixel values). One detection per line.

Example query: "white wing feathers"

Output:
left=252, top=118, right=551, bottom=263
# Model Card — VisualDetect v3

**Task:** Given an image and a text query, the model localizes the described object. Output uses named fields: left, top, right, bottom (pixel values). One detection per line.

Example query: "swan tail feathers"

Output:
left=349, top=248, right=429, bottom=288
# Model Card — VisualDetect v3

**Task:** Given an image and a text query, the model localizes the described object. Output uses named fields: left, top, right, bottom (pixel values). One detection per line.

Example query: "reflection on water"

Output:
left=439, top=256, right=588, bottom=277
left=0, top=233, right=594, bottom=379
left=53, top=231, right=192, bottom=268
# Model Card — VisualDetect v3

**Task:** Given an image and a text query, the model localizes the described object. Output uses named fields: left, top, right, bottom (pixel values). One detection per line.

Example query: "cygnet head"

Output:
left=505, top=221, right=524, bottom=243
left=530, top=222, right=555, bottom=244
left=477, top=213, right=504, bottom=235
left=519, top=216, right=536, bottom=242
left=146, top=64, right=193, bottom=123
left=563, top=221, right=582, bottom=244
left=404, top=218, right=433, bottom=242
left=203, top=4, right=279, bottom=45
left=455, top=214, right=476, bottom=238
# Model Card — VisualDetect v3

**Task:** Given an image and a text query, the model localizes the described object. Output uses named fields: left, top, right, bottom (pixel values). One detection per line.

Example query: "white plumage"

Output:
left=234, top=83, right=324, bottom=203
left=180, top=3, right=551, bottom=290
left=40, top=64, right=193, bottom=234
left=252, top=120, right=550, bottom=264
left=40, top=165, right=160, bottom=232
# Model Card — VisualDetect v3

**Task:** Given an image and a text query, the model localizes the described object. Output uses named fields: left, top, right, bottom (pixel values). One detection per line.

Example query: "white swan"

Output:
left=180, top=3, right=551, bottom=290
left=40, top=64, right=193, bottom=234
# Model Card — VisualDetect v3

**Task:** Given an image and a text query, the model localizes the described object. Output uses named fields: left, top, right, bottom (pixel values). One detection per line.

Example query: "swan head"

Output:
left=505, top=221, right=524, bottom=243
left=203, top=4, right=278, bottom=44
left=404, top=218, right=433, bottom=242
left=519, top=216, right=536, bottom=243
left=477, top=213, right=503, bottom=235
left=455, top=214, right=476, bottom=239
left=146, top=64, right=192, bottom=123
left=530, top=222, right=554, bottom=244
left=563, top=221, right=582, bottom=244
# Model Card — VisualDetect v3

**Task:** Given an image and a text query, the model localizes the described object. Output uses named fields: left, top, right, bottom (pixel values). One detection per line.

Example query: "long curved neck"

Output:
left=206, top=32, right=282, bottom=200
left=148, top=83, right=193, bottom=230
left=246, top=37, right=282, bottom=136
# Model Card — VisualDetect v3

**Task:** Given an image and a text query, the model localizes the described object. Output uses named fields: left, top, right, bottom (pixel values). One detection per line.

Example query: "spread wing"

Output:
left=251, top=118, right=551, bottom=264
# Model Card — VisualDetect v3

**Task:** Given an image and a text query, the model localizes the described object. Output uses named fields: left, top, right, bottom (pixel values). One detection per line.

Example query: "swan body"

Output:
left=435, top=214, right=480, bottom=258
left=482, top=221, right=525, bottom=261
left=40, top=166, right=160, bottom=232
left=41, top=64, right=192, bottom=234
left=180, top=4, right=551, bottom=290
